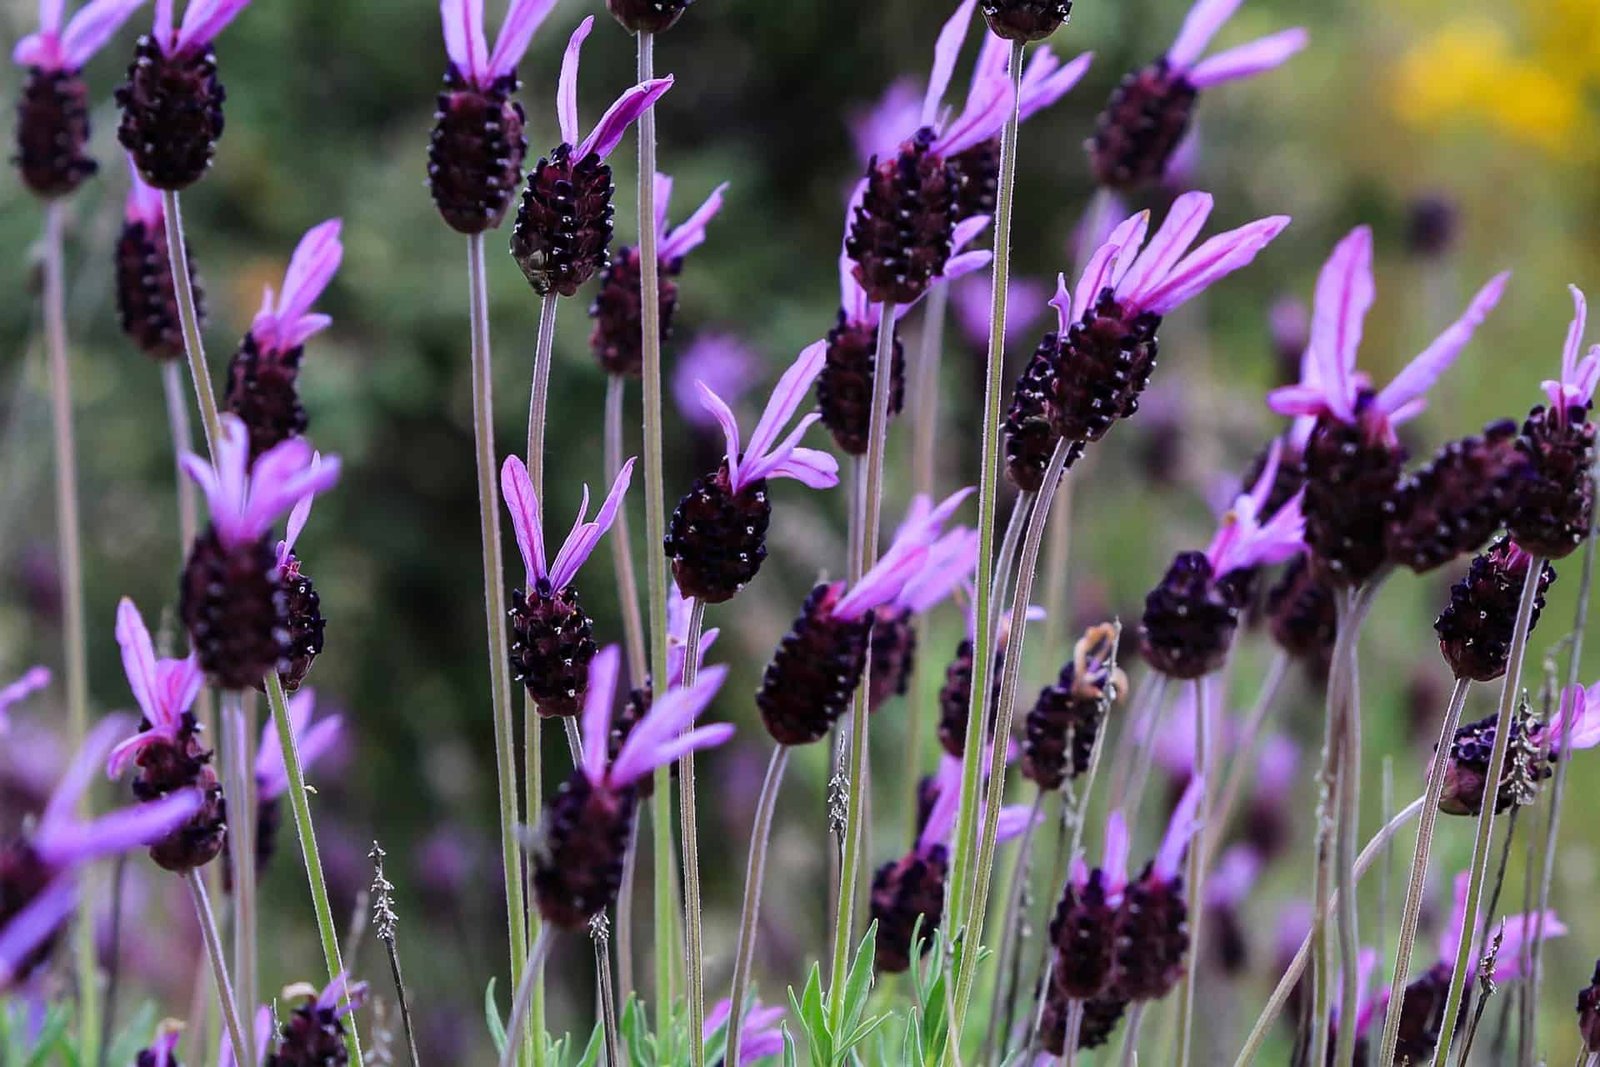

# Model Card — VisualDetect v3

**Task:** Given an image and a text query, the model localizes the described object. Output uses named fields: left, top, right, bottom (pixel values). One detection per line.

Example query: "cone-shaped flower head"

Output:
left=267, top=971, right=368, bottom=1065
left=428, top=0, right=556, bottom=232
left=1113, top=776, right=1204, bottom=1001
left=590, top=173, right=727, bottom=377
left=226, top=220, right=343, bottom=459
left=511, top=16, right=674, bottom=296
left=117, top=157, right=204, bottom=360
left=1439, top=675, right=1600, bottom=817
left=0, top=667, right=50, bottom=735
left=936, top=601, right=1043, bottom=757
left=115, top=0, right=257, bottom=189
left=1509, top=286, right=1599, bottom=559
left=607, top=0, right=692, bottom=34
left=501, top=454, right=635, bottom=717
left=1141, top=440, right=1304, bottom=678
left=1005, top=193, right=1289, bottom=489
left=1023, top=622, right=1126, bottom=790
left=758, top=490, right=969, bottom=747
left=179, top=416, right=342, bottom=690
left=534, top=646, right=731, bottom=928
left=667, top=342, right=841, bottom=603
left=1048, top=808, right=1132, bottom=999
left=1088, top=0, right=1307, bottom=189
left=1269, top=227, right=1509, bottom=585
left=13, top=0, right=146, bottom=196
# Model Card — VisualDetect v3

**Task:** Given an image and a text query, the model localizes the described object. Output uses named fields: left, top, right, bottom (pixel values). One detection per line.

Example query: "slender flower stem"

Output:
left=529, top=708, right=546, bottom=1067
left=161, top=360, right=200, bottom=557
left=184, top=870, right=250, bottom=1067
left=829, top=301, right=898, bottom=1026
left=1175, top=677, right=1213, bottom=1067
left=606, top=377, right=649, bottom=685
left=1037, top=474, right=1076, bottom=673
left=726, top=745, right=791, bottom=1064
left=500, top=926, right=556, bottom=1067
left=1431, top=560, right=1544, bottom=1067
left=1233, top=795, right=1427, bottom=1066
left=679, top=597, right=708, bottom=1060
left=982, top=790, right=1044, bottom=1060
left=911, top=281, right=949, bottom=498
left=527, top=291, right=558, bottom=487
left=266, top=672, right=363, bottom=1065
left=945, top=40, right=1026, bottom=958
left=160, top=191, right=219, bottom=456
left=1118, top=1003, right=1146, bottom=1067
left=1203, top=650, right=1291, bottom=868
left=1062, top=999, right=1085, bottom=1067
left=465, top=234, right=531, bottom=1064
left=1334, top=587, right=1376, bottom=1067
left=221, top=690, right=257, bottom=1041
left=616, top=815, right=641, bottom=1002
left=1376, top=676, right=1473, bottom=1064
left=1121, top=676, right=1173, bottom=829
left=40, top=202, right=96, bottom=1058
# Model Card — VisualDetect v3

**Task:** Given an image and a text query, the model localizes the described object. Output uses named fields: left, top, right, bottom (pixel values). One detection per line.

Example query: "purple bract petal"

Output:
left=500, top=454, right=547, bottom=583
left=1116, top=191, right=1213, bottom=306
left=55, top=0, right=146, bottom=70
left=1375, top=270, right=1508, bottom=418
left=580, top=645, right=621, bottom=783
left=0, top=666, right=51, bottom=733
left=556, top=16, right=590, bottom=146
left=124, top=156, right=165, bottom=226
left=548, top=457, right=636, bottom=590
left=1102, top=809, right=1130, bottom=900
left=1154, top=774, right=1205, bottom=882
left=675, top=333, right=758, bottom=429
left=1135, top=213, right=1290, bottom=316
left=922, top=0, right=978, bottom=128
left=485, top=0, right=558, bottom=81
left=1166, top=0, right=1243, bottom=70
left=659, top=181, right=729, bottom=263
left=252, top=220, right=343, bottom=354
left=440, top=0, right=488, bottom=83
left=175, top=0, right=251, bottom=54
left=1186, top=27, right=1308, bottom=89
left=578, top=76, right=674, bottom=162
left=850, top=77, right=922, bottom=163
left=735, top=341, right=829, bottom=489
left=608, top=665, right=731, bottom=787
left=0, top=875, right=74, bottom=991
left=1017, top=48, right=1093, bottom=124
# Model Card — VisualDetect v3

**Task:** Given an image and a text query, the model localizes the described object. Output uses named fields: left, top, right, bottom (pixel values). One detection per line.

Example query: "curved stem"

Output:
left=829, top=301, right=897, bottom=1025
left=500, top=926, right=556, bottom=1067
left=221, top=691, right=257, bottom=1041
left=161, top=191, right=220, bottom=456
left=1375, top=676, right=1472, bottom=1064
left=1175, top=677, right=1213, bottom=1067
left=606, top=377, right=649, bottom=684
left=679, top=598, right=708, bottom=1057
left=184, top=870, right=250, bottom=1067
left=910, top=281, right=949, bottom=498
left=1431, top=560, right=1544, bottom=1067
left=725, top=745, right=791, bottom=1064
left=944, top=39, right=1026, bottom=959
left=1037, top=472, right=1076, bottom=672
left=1232, top=795, right=1427, bottom=1065
left=1202, top=650, right=1291, bottom=868
left=266, top=672, right=363, bottom=1065
left=466, top=233, right=530, bottom=1061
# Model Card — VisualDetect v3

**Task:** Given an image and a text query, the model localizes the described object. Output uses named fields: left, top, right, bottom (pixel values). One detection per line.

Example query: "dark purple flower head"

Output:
left=502, top=454, right=634, bottom=594
left=980, top=0, right=1073, bottom=43
left=0, top=667, right=50, bottom=735
left=13, top=0, right=146, bottom=72
left=1022, top=623, right=1124, bottom=790
left=1436, top=537, right=1554, bottom=682
left=607, top=0, right=691, bottom=35
left=703, top=998, right=785, bottom=1066
left=1579, top=962, right=1600, bottom=1053
left=267, top=972, right=368, bottom=1066
left=440, top=0, right=556, bottom=91
left=1112, top=777, right=1204, bottom=1002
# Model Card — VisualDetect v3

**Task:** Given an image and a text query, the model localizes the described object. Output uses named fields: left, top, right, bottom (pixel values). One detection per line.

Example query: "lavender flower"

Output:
left=116, top=0, right=257, bottom=189
left=511, top=16, right=674, bottom=296
left=936, top=603, right=1041, bottom=757
left=267, top=972, right=369, bottom=1066
left=232, top=688, right=341, bottom=882
left=607, top=0, right=692, bottom=35
left=1005, top=193, right=1290, bottom=489
left=532, top=645, right=732, bottom=928
left=107, top=598, right=226, bottom=872
left=950, top=273, right=1049, bottom=354
left=704, top=998, right=785, bottom=1065
left=673, top=333, right=759, bottom=430
left=1268, top=227, right=1509, bottom=585
left=219, top=1005, right=274, bottom=1067
left=0, top=667, right=50, bottom=735
left=116, top=159, right=204, bottom=360
left=758, top=490, right=968, bottom=746
left=179, top=414, right=342, bottom=690
left=1385, top=418, right=1523, bottom=573
left=3, top=715, right=201, bottom=987
left=590, top=173, right=727, bottom=377
left=135, top=1028, right=182, bottom=1067
left=1439, top=679, right=1600, bottom=818
left=1436, top=537, right=1555, bottom=683
left=980, top=0, right=1073, bottom=43
left=1088, top=0, right=1307, bottom=189
left=270, top=457, right=329, bottom=693
left=666, top=342, right=840, bottom=603
left=428, top=0, right=556, bottom=234
left=225, top=220, right=343, bottom=459
left=1022, top=623, right=1125, bottom=790
left=1112, top=776, right=1205, bottom=1002
left=12, top=0, right=145, bottom=196
left=1509, top=286, right=1600, bottom=558
left=501, top=454, right=635, bottom=717
left=1048, top=810, right=1131, bottom=1005
left=1204, top=846, right=1261, bottom=976
left=1140, top=440, right=1305, bottom=679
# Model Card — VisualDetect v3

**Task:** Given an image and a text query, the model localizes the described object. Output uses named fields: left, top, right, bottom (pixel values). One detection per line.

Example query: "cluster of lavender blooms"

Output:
left=12, top=0, right=1600, bottom=1062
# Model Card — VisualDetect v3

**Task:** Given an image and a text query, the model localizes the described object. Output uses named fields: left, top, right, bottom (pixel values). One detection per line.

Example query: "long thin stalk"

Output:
left=41, top=202, right=96, bottom=1060
left=944, top=39, right=1026, bottom=953
left=1202, top=650, right=1291, bottom=868
left=184, top=870, right=250, bottom=1067
left=1232, top=795, right=1427, bottom=1065
left=500, top=926, right=556, bottom=1067
left=679, top=598, right=708, bottom=1059
left=1174, top=677, right=1212, bottom=1067
left=982, top=790, right=1044, bottom=1061
left=527, top=291, right=558, bottom=487
left=466, top=234, right=531, bottom=1066
left=617, top=816, right=641, bottom=1004
left=593, top=916, right=622, bottom=1067
left=829, top=300, right=898, bottom=1025
left=1334, top=587, right=1376, bottom=1066
left=161, top=361, right=200, bottom=556
left=1119, top=1004, right=1146, bottom=1067
left=1376, top=676, right=1473, bottom=1063
left=1431, top=560, right=1544, bottom=1067
left=221, top=690, right=257, bottom=1040
left=1037, top=472, right=1076, bottom=671
left=634, top=27, right=678, bottom=1027
left=911, top=281, right=949, bottom=498
left=266, top=671, right=363, bottom=1065
left=725, top=745, right=791, bottom=1063
left=529, top=706, right=546, bottom=1067
left=160, top=191, right=220, bottom=455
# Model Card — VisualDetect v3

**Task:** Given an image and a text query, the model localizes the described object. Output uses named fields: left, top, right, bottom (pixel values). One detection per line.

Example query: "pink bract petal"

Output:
left=1116, top=191, right=1213, bottom=307
left=278, top=452, right=321, bottom=567
left=762, top=447, right=840, bottom=489
left=1166, top=0, right=1243, bottom=69
left=851, top=77, right=922, bottom=163
left=580, top=645, right=621, bottom=783
left=834, top=546, right=930, bottom=621
left=1491, top=911, right=1566, bottom=982
left=548, top=457, right=636, bottom=589
left=1070, top=240, right=1120, bottom=325
left=53, top=715, right=133, bottom=828
left=1562, top=285, right=1589, bottom=384
left=440, top=0, right=487, bottom=82
left=43, top=0, right=68, bottom=35
left=1102, top=809, right=1130, bottom=896
left=556, top=17, right=590, bottom=146
left=38, top=787, right=202, bottom=867
left=1154, top=775, right=1205, bottom=882
left=609, top=665, right=730, bottom=787
left=579, top=76, right=674, bottom=162
left=1017, top=50, right=1093, bottom=124
left=1375, top=271, right=1508, bottom=418
left=61, top=0, right=147, bottom=70
left=500, top=455, right=547, bottom=583
left=1305, top=226, right=1376, bottom=423
left=1186, top=27, right=1308, bottom=89
left=115, top=598, right=163, bottom=727
left=659, top=182, right=729, bottom=263
left=922, top=0, right=978, bottom=127
left=740, top=341, right=828, bottom=483
left=0, top=666, right=50, bottom=732
left=486, top=0, right=558, bottom=81
left=175, top=0, right=251, bottom=54
left=1136, top=214, right=1291, bottom=316
left=695, top=380, right=744, bottom=487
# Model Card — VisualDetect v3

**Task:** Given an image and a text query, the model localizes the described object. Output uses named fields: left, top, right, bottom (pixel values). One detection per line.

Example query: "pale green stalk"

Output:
left=1202, top=650, right=1290, bottom=868
left=829, top=302, right=897, bottom=1025
left=1376, top=677, right=1473, bottom=1063
left=725, top=745, right=791, bottom=1063
left=465, top=233, right=529, bottom=1064
left=161, top=190, right=220, bottom=455
left=1335, top=587, right=1378, bottom=1066
left=1174, top=678, right=1212, bottom=1067
left=981, top=789, right=1045, bottom=1061
left=911, top=281, right=949, bottom=498
left=1430, top=560, right=1544, bottom=1067
left=184, top=870, right=250, bottom=1067
left=680, top=598, right=708, bottom=1061
left=500, top=927, right=556, bottom=1067
left=221, top=691, right=257, bottom=1039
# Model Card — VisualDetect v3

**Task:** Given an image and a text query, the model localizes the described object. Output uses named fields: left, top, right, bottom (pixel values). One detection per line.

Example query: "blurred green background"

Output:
left=4, top=0, right=1600, bottom=1060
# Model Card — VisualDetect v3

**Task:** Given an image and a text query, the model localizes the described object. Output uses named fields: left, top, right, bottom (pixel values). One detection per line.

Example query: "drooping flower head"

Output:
left=511, top=16, right=674, bottom=297
left=115, top=0, right=257, bottom=189
left=759, top=490, right=969, bottom=747
left=0, top=667, right=50, bottom=735
left=534, top=645, right=732, bottom=928
left=1436, top=536, right=1555, bottom=684
left=1088, top=0, right=1307, bottom=189
left=116, top=157, right=204, bottom=360
left=501, top=454, right=635, bottom=718
left=704, top=997, right=785, bottom=1066
left=267, top=971, right=369, bottom=1066
left=180, top=416, right=342, bottom=689
left=1004, top=193, right=1290, bottom=489
left=590, top=174, right=728, bottom=377
left=226, top=220, right=343, bottom=460
left=13, top=0, right=146, bottom=196
left=1268, top=227, right=1509, bottom=585
left=667, top=342, right=841, bottom=603
left=1022, top=622, right=1126, bottom=790
left=1385, top=418, right=1523, bottom=574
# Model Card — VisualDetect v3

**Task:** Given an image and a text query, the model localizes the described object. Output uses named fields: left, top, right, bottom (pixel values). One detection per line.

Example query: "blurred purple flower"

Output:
left=950, top=274, right=1049, bottom=351
left=674, top=333, right=759, bottom=429
left=0, top=667, right=50, bottom=735
left=255, top=688, right=342, bottom=801
left=182, top=415, right=343, bottom=550
left=248, top=219, right=343, bottom=357
left=705, top=997, right=785, bottom=1065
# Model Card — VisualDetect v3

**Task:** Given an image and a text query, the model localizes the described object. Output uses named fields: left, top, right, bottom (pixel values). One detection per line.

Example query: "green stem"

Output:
left=160, top=190, right=220, bottom=456
left=1174, top=677, right=1212, bottom=1067
left=725, top=745, right=790, bottom=1065
left=1430, top=559, right=1544, bottom=1067
left=527, top=292, right=558, bottom=485
left=466, top=233, right=530, bottom=1063
left=161, top=361, right=200, bottom=559
left=606, top=376, right=650, bottom=686
left=679, top=598, right=707, bottom=1062
left=221, top=690, right=257, bottom=1037
left=981, top=790, right=1044, bottom=1061
left=266, top=671, right=363, bottom=1066
left=1335, top=587, right=1375, bottom=1067
left=1202, top=650, right=1291, bottom=869
left=184, top=870, right=250, bottom=1067
left=910, top=281, right=949, bottom=498
left=829, top=300, right=897, bottom=1026
left=944, top=39, right=1025, bottom=956
left=1376, top=676, right=1473, bottom=1064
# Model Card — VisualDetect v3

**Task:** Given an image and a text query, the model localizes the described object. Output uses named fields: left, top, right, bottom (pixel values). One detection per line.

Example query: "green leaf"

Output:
left=485, top=977, right=507, bottom=1056
left=782, top=1025, right=800, bottom=1067
left=839, top=921, right=877, bottom=1038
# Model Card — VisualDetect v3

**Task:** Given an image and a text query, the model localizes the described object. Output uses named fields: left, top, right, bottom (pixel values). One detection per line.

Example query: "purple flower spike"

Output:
left=440, top=0, right=559, bottom=90
left=1205, top=845, right=1259, bottom=910
left=705, top=998, right=786, bottom=1066
left=0, top=667, right=51, bottom=734
left=557, top=17, right=674, bottom=163
left=105, top=598, right=202, bottom=777
left=600, top=649, right=731, bottom=787
left=255, top=688, right=342, bottom=801
left=181, top=415, right=343, bottom=551
left=13, top=0, right=146, bottom=72
left=501, top=455, right=636, bottom=591
left=1153, top=774, right=1204, bottom=882
left=248, top=219, right=342, bottom=356
left=117, top=157, right=202, bottom=360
